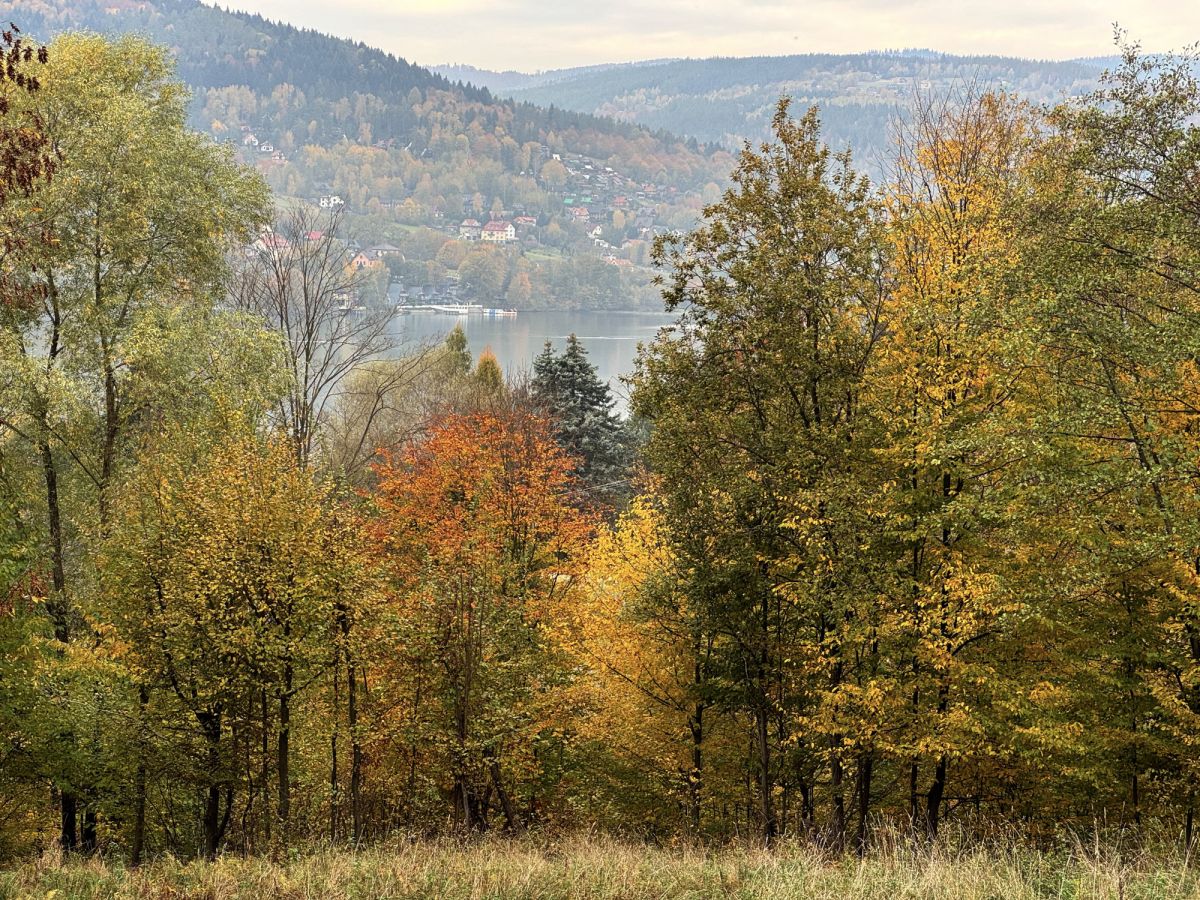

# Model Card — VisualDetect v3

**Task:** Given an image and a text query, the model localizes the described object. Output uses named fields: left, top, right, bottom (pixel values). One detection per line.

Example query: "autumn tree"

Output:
left=474, top=347, right=504, bottom=395
left=873, top=90, right=1033, bottom=837
left=0, top=32, right=267, bottom=852
left=634, top=100, right=886, bottom=846
left=1006, top=41, right=1200, bottom=833
left=0, top=24, right=53, bottom=311
left=569, top=494, right=727, bottom=834
left=101, top=426, right=354, bottom=857
left=371, top=408, right=593, bottom=832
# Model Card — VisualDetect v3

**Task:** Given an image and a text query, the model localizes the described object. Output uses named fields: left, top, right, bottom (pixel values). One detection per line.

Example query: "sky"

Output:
left=216, top=0, right=1199, bottom=72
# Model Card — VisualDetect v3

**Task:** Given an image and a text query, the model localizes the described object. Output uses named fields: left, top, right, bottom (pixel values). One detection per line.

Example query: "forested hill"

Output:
left=1, top=0, right=737, bottom=310
left=0, top=0, right=724, bottom=179
left=437, top=52, right=1106, bottom=159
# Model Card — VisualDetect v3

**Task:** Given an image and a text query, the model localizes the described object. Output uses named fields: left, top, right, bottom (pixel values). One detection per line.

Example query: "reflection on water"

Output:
left=391, top=309, right=679, bottom=410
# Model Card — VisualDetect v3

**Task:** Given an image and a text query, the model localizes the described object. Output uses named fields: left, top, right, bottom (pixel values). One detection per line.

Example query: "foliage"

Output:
left=100, top=427, right=354, bottom=856
left=636, top=97, right=886, bottom=845
left=8, top=22, right=1200, bottom=866
left=369, top=409, right=594, bottom=832
left=0, top=23, right=53, bottom=311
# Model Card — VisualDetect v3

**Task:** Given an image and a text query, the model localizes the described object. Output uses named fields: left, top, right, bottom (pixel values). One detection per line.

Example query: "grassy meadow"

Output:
left=3, top=834, right=1200, bottom=900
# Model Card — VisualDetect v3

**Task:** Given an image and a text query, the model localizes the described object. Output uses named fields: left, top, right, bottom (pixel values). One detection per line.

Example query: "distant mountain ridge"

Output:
left=433, top=60, right=679, bottom=94
left=435, top=51, right=1109, bottom=157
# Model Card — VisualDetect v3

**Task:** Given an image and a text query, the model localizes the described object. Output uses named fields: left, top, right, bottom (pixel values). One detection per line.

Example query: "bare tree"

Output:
left=230, top=205, right=429, bottom=474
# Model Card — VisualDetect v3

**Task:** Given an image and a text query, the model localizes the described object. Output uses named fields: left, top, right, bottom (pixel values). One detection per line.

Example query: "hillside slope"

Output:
left=2, top=0, right=736, bottom=309
left=2, top=0, right=720, bottom=170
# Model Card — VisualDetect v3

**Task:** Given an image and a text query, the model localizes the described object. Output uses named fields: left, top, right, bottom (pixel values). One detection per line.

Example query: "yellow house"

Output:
left=349, top=251, right=385, bottom=271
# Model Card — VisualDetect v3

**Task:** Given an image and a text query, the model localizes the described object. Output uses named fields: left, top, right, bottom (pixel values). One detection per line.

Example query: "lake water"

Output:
left=391, top=309, right=679, bottom=409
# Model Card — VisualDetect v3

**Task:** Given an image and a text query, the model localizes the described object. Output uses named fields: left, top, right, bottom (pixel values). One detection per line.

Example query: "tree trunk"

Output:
left=350, top=667, right=363, bottom=842
left=277, top=663, right=292, bottom=840
left=260, top=687, right=271, bottom=847
left=688, top=700, right=705, bottom=834
left=800, top=777, right=814, bottom=836
left=130, top=685, right=149, bottom=866
left=926, top=754, right=947, bottom=837
left=41, top=438, right=78, bottom=853
left=909, top=759, right=920, bottom=831
left=829, top=652, right=846, bottom=852
left=337, top=603, right=363, bottom=844
left=131, top=767, right=147, bottom=865
left=830, top=751, right=846, bottom=853
left=349, top=665, right=362, bottom=842
left=1132, top=769, right=1141, bottom=827
left=199, top=710, right=224, bottom=860
left=754, top=706, right=777, bottom=845
left=330, top=656, right=340, bottom=843
left=43, top=443, right=65, bottom=628
left=98, top=349, right=118, bottom=526
left=452, top=771, right=471, bottom=830
left=80, top=809, right=97, bottom=854
left=453, top=699, right=474, bottom=831
left=485, top=748, right=522, bottom=833
left=59, top=793, right=77, bottom=855
left=925, top=681, right=949, bottom=837
left=855, top=754, right=873, bottom=855
left=203, top=785, right=222, bottom=860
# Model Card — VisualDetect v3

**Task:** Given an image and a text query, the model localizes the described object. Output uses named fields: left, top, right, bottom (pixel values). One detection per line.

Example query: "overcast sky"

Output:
left=216, top=0, right=1199, bottom=72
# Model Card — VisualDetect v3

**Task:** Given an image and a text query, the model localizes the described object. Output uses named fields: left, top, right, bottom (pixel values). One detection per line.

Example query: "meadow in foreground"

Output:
left=3, top=835, right=1200, bottom=900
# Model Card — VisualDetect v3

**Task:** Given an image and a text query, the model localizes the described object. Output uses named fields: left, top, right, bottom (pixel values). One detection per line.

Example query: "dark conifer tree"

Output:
left=532, top=334, right=632, bottom=506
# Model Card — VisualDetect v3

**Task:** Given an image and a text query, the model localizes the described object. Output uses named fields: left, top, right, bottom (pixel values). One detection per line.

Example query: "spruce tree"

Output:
left=531, top=335, right=632, bottom=505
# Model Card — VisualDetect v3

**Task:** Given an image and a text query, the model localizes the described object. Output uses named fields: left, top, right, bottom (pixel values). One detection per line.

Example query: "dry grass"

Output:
left=2, top=833, right=1199, bottom=899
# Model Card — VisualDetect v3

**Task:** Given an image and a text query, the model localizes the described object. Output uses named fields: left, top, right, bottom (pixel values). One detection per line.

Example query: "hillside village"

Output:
left=2, top=0, right=734, bottom=308
left=239, top=125, right=682, bottom=245
left=235, top=125, right=694, bottom=308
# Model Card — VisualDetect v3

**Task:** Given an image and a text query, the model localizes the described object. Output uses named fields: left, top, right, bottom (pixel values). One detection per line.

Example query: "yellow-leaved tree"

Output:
left=872, top=91, right=1034, bottom=835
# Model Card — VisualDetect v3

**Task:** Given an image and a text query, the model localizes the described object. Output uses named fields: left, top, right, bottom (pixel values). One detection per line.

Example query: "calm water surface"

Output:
left=392, top=309, right=679, bottom=409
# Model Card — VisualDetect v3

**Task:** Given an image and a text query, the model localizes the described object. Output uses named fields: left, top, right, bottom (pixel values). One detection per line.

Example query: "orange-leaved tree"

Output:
left=370, top=408, right=593, bottom=832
